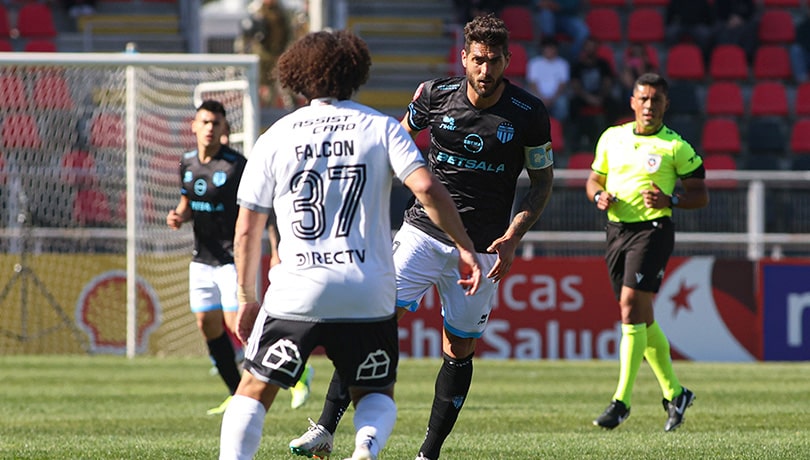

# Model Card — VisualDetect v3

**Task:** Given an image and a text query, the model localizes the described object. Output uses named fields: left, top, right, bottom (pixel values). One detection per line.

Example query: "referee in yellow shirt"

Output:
left=586, top=72, right=709, bottom=432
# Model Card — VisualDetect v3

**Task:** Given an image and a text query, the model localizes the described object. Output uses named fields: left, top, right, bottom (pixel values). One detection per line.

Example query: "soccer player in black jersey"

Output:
left=167, top=100, right=248, bottom=415
left=587, top=73, right=708, bottom=431
left=290, top=14, right=554, bottom=460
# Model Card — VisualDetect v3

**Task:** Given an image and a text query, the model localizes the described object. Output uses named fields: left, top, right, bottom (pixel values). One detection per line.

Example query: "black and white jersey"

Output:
left=179, top=146, right=246, bottom=266
left=403, top=76, right=553, bottom=252
left=238, top=98, right=425, bottom=322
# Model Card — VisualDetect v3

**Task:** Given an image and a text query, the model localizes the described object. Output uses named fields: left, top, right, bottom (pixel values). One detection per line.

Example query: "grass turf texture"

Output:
left=2, top=356, right=809, bottom=459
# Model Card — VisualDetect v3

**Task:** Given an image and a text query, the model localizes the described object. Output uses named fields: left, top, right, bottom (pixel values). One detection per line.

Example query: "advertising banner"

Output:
left=761, top=261, right=810, bottom=361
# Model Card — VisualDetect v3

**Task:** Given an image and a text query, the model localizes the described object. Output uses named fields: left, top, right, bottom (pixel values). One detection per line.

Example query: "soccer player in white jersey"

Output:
left=218, top=30, right=482, bottom=460
left=291, top=14, right=555, bottom=460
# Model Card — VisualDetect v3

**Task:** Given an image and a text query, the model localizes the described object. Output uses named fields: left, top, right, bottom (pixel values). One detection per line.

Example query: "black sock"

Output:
left=207, top=332, right=241, bottom=394
left=419, top=352, right=474, bottom=459
left=317, top=369, right=351, bottom=434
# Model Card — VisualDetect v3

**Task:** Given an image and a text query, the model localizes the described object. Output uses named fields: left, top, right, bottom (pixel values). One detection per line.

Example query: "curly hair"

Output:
left=276, top=30, right=371, bottom=101
left=464, top=13, right=509, bottom=53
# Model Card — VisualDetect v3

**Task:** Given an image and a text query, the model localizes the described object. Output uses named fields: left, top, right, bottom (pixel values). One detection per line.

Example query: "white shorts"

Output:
left=394, top=222, right=498, bottom=338
left=188, top=261, right=238, bottom=313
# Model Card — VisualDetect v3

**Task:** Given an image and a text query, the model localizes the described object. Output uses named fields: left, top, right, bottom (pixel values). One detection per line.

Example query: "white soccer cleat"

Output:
left=290, top=418, right=333, bottom=459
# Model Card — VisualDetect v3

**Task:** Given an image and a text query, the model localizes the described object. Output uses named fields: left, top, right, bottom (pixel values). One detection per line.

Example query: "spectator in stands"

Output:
left=790, top=9, right=810, bottom=83
left=238, top=0, right=292, bottom=108
left=665, top=0, right=715, bottom=62
left=534, top=0, right=590, bottom=61
left=712, top=0, right=759, bottom=63
left=619, top=43, right=657, bottom=116
left=569, top=37, right=618, bottom=151
left=526, top=36, right=570, bottom=120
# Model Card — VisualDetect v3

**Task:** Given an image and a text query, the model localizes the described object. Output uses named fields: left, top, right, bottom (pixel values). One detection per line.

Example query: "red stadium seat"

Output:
left=0, top=5, right=10, bottom=38
left=623, top=43, right=660, bottom=70
left=757, top=9, right=795, bottom=45
left=665, top=43, right=705, bottom=80
left=753, top=46, right=792, bottom=80
left=16, top=3, right=57, bottom=38
left=550, top=116, right=565, bottom=154
left=708, top=44, right=749, bottom=81
left=504, top=42, right=528, bottom=78
left=564, top=151, right=593, bottom=186
left=72, top=188, right=113, bottom=226
left=586, top=9, right=622, bottom=43
left=33, top=74, right=73, bottom=109
left=500, top=6, right=535, bottom=42
left=631, top=0, right=669, bottom=5
left=0, top=38, right=12, bottom=51
left=90, top=112, right=125, bottom=149
left=596, top=44, right=617, bottom=73
left=789, top=118, right=810, bottom=155
left=23, top=39, right=57, bottom=52
left=705, top=81, right=744, bottom=117
left=60, top=150, right=97, bottom=187
left=702, top=153, right=739, bottom=189
left=1, top=114, right=41, bottom=149
left=761, top=0, right=800, bottom=6
left=0, top=74, right=29, bottom=110
left=627, top=9, right=664, bottom=43
left=701, top=118, right=741, bottom=156
left=749, top=81, right=788, bottom=117
left=796, top=82, right=810, bottom=117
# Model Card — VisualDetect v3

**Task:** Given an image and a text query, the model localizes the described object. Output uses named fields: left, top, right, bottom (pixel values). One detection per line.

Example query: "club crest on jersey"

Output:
left=212, top=171, right=226, bottom=187
left=645, top=153, right=662, bottom=173
left=496, top=122, right=515, bottom=143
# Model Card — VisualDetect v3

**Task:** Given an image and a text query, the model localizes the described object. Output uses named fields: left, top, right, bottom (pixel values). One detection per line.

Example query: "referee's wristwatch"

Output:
left=669, top=194, right=680, bottom=208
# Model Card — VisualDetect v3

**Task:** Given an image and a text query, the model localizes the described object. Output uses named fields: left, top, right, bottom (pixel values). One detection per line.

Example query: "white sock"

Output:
left=353, top=393, right=397, bottom=457
left=219, top=395, right=266, bottom=460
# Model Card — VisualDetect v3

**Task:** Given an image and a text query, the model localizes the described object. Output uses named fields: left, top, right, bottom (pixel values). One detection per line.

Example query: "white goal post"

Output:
left=0, top=52, right=258, bottom=358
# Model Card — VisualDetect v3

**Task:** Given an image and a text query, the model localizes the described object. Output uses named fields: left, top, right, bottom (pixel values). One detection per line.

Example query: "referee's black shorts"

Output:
left=605, top=217, right=675, bottom=299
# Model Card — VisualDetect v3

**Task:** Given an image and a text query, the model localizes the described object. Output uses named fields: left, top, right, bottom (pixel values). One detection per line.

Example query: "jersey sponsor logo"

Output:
left=190, top=200, right=225, bottom=212
left=183, top=171, right=192, bottom=183
left=439, top=115, right=456, bottom=131
left=496, top=122, right=515, bottom=143
left=356, top=349, right=392, bottom=381
left=295, top=249, right=367, bottom=266
left=463, top=133, right=484, bottom=153
left=646, top=153, right=662, bottom=173
left=295, top=140, right=356, bottom=161
left=436, top=83, right=462, bottom=91
left=261, top=338, right=304, bottom=379
left=293, top=115, right=356, bottom=133
left=212, top=171, right=226, bottom=187
left=193, top=178, right=207, bottom=195
left=436, top=151, right=506, bottom=172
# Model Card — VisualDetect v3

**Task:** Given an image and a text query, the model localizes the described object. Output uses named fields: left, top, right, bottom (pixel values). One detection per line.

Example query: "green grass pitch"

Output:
left=1, top=355, right=809, bottom=459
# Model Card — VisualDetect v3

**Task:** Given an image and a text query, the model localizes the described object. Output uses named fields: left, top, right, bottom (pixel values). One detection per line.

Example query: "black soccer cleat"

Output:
left=663, top=387, right=696, bottom=432
left=593, top=400, right=630, bottom=429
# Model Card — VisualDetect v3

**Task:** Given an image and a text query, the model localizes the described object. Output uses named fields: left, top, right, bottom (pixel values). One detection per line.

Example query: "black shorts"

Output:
left=605, top=217, right=675, bottom=299
left=243, top=310, right=398, bottom=391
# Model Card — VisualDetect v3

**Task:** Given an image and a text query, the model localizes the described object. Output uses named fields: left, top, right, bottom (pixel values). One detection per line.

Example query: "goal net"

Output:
left=0, top=52, right=259, bottom=357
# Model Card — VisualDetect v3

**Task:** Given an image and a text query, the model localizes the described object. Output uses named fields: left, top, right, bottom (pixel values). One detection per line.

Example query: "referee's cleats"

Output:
left=663, top=387, right=695, bottom=432
left=593, top=400, right=630, bottom=429
left=290, top=418, right=333, bottom=459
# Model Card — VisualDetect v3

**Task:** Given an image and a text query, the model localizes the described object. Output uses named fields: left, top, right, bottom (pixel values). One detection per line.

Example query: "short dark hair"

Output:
left=464, top=13, right=509, bottom=53
left=276, top=30, right=371, bottom=101
left=635, top=73, right=668, bottom=95
left=197, top=99, right=226, bottom=118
